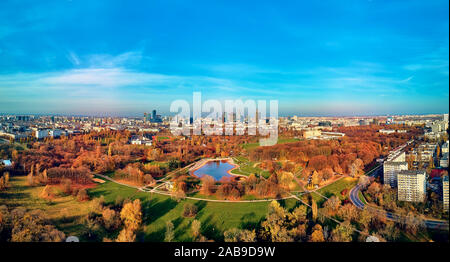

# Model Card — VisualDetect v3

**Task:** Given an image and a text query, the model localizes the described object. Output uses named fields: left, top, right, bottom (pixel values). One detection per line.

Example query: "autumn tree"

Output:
left=323, top=196, right=341, bottom=216
left=120, top=199, right=142, bottom=233
left=102, top=208, right=121, bottom=231
left=349, top=159, right=364, bottom=177
left=311, top=199, right=318, bottom=221
left=309, top=224, right=325, bottom=242
left=224, top=228, right=256, bottom=242
left=6, top=208, right=66, bottom=242
left=165, top=220, right=175, bottom=242
left=77, top=188, right=89, bottom=202
left=330, top=221, right=353, bottom=242
left=200, top=175, right=215, bottom=195
left=116, top=228, right=136, bottom=242
left=191, top=219, right=201, bottom=240
left=182, top=203, right=198, bottom=217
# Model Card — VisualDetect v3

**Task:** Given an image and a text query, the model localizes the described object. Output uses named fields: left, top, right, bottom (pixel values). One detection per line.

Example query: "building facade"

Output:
left=397, top=170, right=427, bottom=203
left=383, top=161, right=408, bottom=188
left=443, top=176, right=449, bottom=212
left=383, top=151, right=407, bottom=188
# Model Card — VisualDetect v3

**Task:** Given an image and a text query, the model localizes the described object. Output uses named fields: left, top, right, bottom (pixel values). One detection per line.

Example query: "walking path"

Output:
left=95, top=173, right=295, bottom=203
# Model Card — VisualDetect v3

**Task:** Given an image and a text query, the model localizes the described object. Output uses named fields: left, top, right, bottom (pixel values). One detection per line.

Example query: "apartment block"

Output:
left=383, top=151, right=407, bottom=188
left=443, top=176, right=449, bottom=212
left=397, top=170, right=427, bottom=203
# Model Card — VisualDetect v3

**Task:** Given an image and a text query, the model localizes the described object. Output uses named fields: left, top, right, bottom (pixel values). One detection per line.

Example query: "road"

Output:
left=349, top=165, right=449, bottom=230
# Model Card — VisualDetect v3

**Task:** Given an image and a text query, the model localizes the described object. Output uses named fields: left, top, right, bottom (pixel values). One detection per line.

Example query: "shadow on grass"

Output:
left=239, top=212, right=264, bottom=230
left=174, top=217, right=192, bottom=241
left=0, top=192, right=29, bottom=201
left=201, top=214, right=222, bottom=241
left=142, top=198, right=178, bottom=224
left=195, top=200, right=207, bottom=213
left=145, top=227, right=166, bottom=242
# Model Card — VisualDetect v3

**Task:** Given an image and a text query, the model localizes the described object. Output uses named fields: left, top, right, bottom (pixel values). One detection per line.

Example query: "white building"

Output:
left=383, top=161, right=408, bottom=188
left=397, top=170, right=427, bottom=203
left=442, top=141, right=449, bottom=154
left=383, top=151, right=407, bottom=188
left=49, top=129, right=63, bottom=138
left=35, top=130, right=49, bottom=139
left=440, top=153, right=449, bottom=168
left=130, top=136, right=153, bottom=146
left=379, top=129, right=396, bottom=134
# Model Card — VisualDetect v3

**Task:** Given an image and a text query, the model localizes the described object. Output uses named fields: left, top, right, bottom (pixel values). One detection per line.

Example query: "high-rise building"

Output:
left=397, top=170, right=427, bottom=203
left=443, top=176, right=449, bottom=212
left=383, top=151, right=407, bottom=188
left=152, top=110, right=157, bottom=120
left=383, top=161, right=408, bottom=187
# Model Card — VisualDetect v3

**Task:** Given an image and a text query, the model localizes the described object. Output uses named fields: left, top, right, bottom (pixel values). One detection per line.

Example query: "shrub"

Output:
left=182, top=203, right=198, bottom=217
left=77, top=188, right=89, bottom=202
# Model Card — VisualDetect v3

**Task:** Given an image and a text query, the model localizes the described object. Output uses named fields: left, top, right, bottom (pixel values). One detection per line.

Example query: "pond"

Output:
left=191, top=160, right=237, bottom=181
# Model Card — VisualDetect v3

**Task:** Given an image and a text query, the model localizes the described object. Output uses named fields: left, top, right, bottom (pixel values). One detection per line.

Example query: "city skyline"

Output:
left=0, top=0, right=449, bottom=116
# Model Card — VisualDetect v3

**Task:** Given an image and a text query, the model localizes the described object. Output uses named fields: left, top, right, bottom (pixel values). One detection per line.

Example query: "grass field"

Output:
left=0, top=176, right=93, bottom=237
left=358, top=191, right=367, bottom=205
left=241, top=137, right=301, bottom=150
left=311, top=177, right=358, bottom=206
left=90, top=179, right=298, bottom=241
left=1, top=175, right=300, bottom=242
left=231, top=156, right=270, bottom=178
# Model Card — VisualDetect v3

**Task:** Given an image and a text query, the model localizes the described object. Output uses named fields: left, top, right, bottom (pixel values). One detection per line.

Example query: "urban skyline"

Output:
left=0, top=0, right=449, bottom=116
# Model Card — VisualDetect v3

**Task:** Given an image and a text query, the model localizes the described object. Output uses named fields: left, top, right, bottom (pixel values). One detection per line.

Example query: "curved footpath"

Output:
left=95, top=174, right=295, bottom=203
left=349, top=166, right=449, bottom=230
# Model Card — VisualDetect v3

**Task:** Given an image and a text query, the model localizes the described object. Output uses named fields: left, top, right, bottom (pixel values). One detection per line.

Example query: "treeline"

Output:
left=47, top=167, right=92, bottom=184
left=172, top=172, right=295, bottom=200
left=0, top=206, right=66, bottom=242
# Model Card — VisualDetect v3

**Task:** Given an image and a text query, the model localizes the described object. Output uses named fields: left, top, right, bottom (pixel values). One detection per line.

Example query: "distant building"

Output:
left=443, top=176, right=449, bottom=212
left=397, top=170, right=427, bottom=203
left=35, top=129, right=49, bottom=139
left=49, top=129, right=62, bottom=138
left=130, top=136, right=153, bottom=146
left=320, top=131, right=345, bottom=139
left=440, top=153, right=449, bottom=168
left=302, top=129, right=321, bottom=139
left=442, top=141, right=449, bottom=154
left=386, top=117, right=394, bottom=124
left=359, top=119, right=370, bottom=126
left=379, top=129, right=396, bottom=134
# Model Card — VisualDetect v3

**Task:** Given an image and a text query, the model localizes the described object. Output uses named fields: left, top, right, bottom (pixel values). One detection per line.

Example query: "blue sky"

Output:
left=0, top=0, right=448, bottom=116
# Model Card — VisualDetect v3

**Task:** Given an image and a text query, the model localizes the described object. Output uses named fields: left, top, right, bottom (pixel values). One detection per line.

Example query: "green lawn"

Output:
left=358, top=191, right=367, bottom=205
left=231, top=156, right=270, bottom=178
left=0, top=176, right=93, bottom=237
left=241, top=137, right=301, bottom=150
left=90, top=179, right=299, bottom=242
left=1, top=175, right=299, bottom=242
left=311, top=177, right=358, bottom=206
left=157, top=136, right=170, bottom=141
